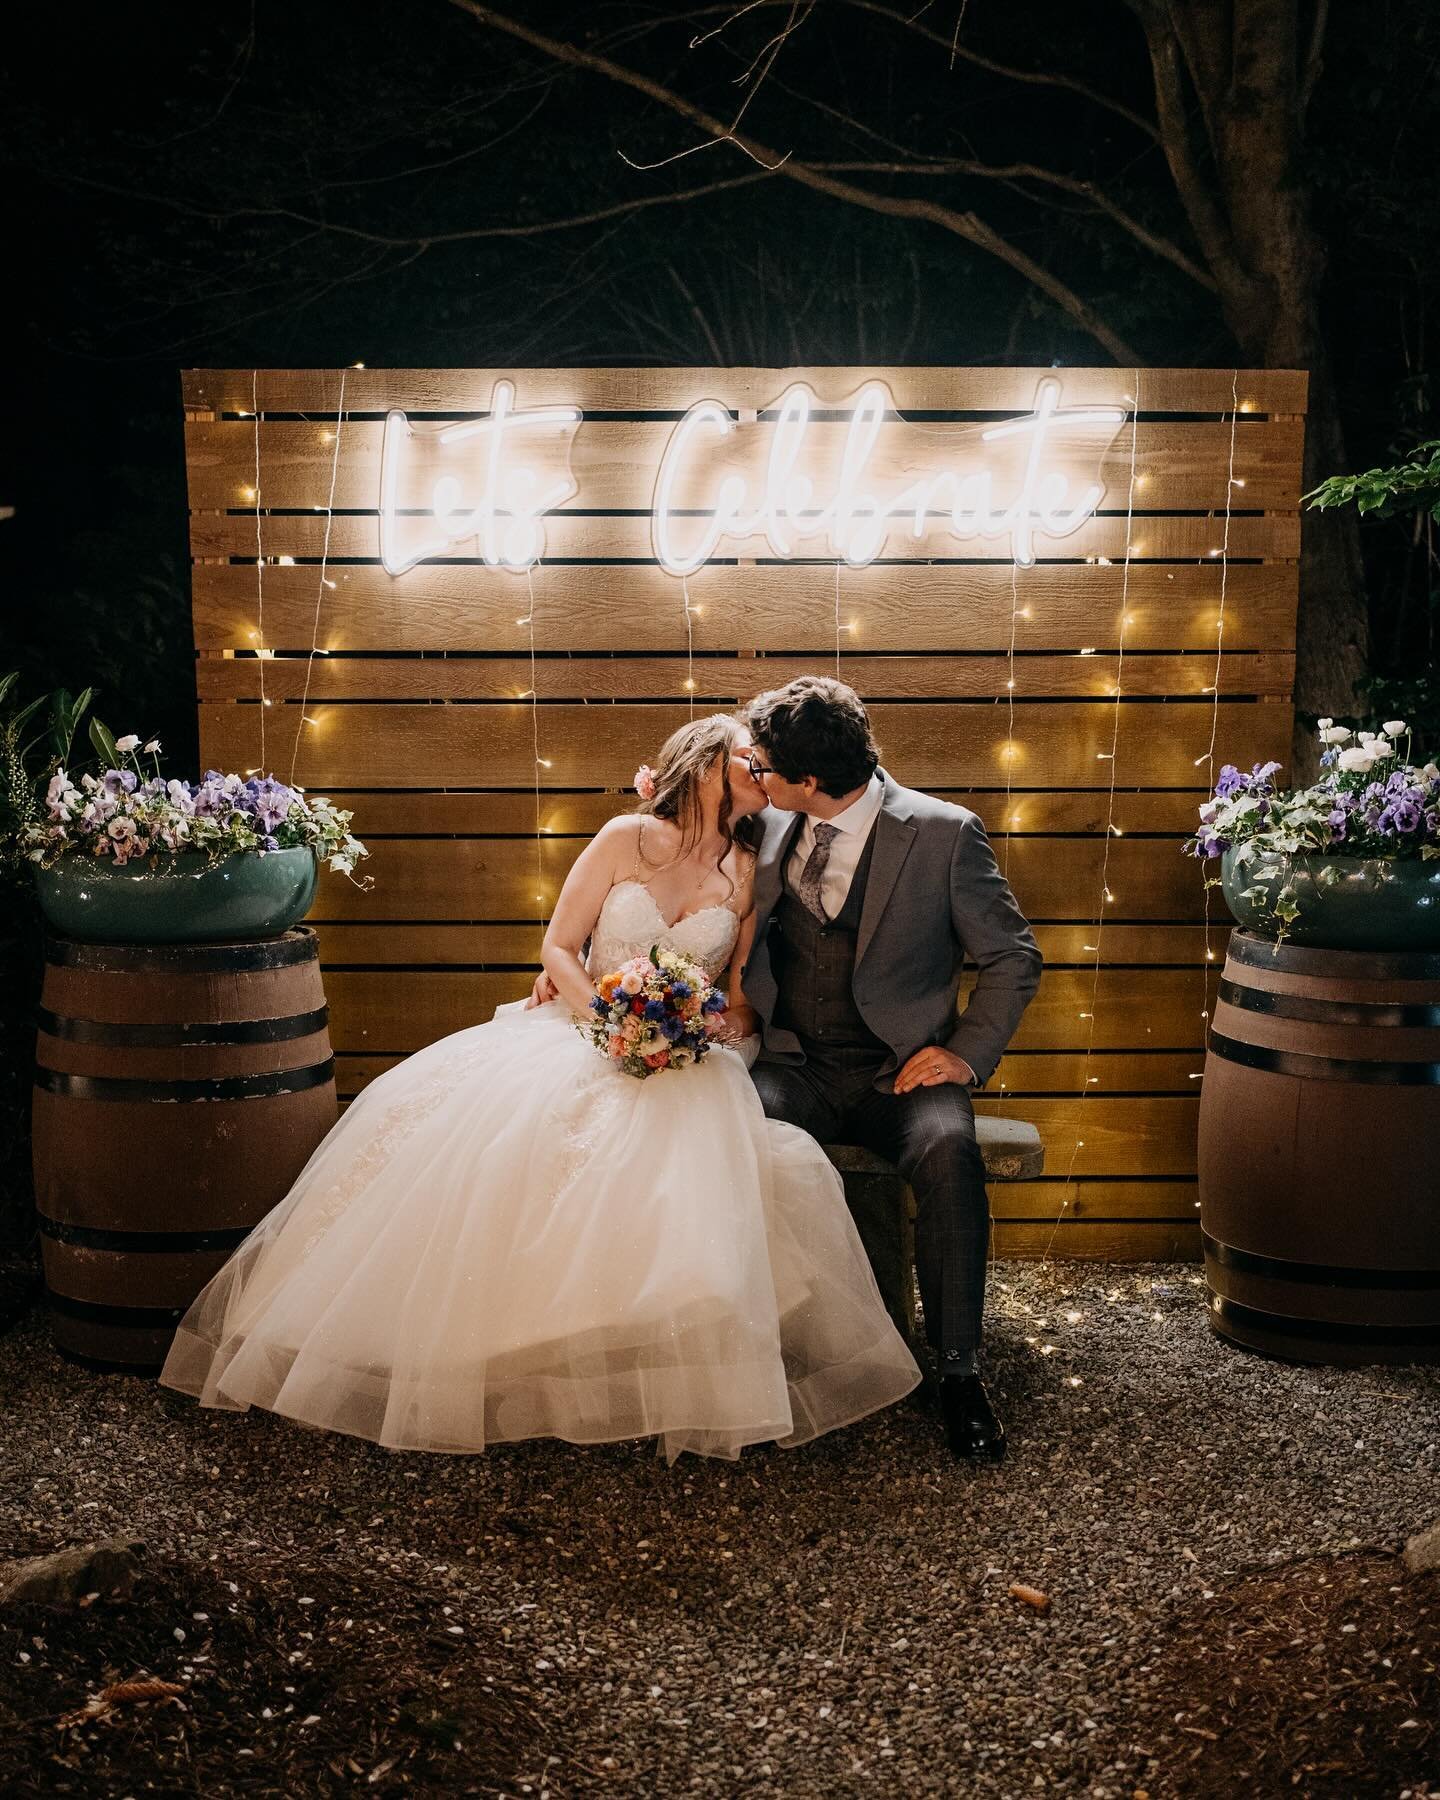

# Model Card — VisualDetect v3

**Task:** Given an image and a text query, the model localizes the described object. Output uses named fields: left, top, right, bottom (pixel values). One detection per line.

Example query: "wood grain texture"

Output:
left=182, top=366, right=1309, bottom=416
left=186, top=416, right=1304, bottom=512
left=199, top=699, right=1292, bottom=792
left=318, top=969, right=1208, bottom=1055
left=299, top=788, right=1211, bottom=838
left=308, top=921, right=1228, bottom=969
left=299, top=834, right=1213, bottom=924
left=185, top=364, right=1300, bottom=1262
left=192, top=560, right=1299, bottom=653
left=198, top=650, right=1294, bottom=702
left=190, top=509, right=1299, bottom=564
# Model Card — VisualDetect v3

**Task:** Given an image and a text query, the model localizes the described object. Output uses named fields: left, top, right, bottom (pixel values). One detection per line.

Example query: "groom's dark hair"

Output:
left=747, top=677, right=880, bottom=798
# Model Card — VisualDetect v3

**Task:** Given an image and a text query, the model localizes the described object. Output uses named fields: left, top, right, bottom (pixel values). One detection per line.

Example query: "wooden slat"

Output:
left=309, top=922, right=1229, bottom=970
left=972, top=1095, right=1201, bottom=1176
left=192, top=560, right=1299, bottom=654
left=189, top=509, right=1299, bottom=564
left=319, top=968, right=1208, bottom=1054
left=198, top=650, right=1293, bottom=703
left=304, top=788, right=1211, bottom=838
left=300, top=835, right=1211, bottom=924
left=183, top=366, right=1309, bottom=416
left=990, top=1221, right=1200, bottom=1258
left=185, top=417, right=1305, bottom=512
left=199, top=699, right=1292, bottom=792
left=990, top=1180, right=1200, bottom=1220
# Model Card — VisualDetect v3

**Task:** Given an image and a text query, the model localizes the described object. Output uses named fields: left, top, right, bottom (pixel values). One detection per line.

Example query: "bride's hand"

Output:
left=708, top=1001, right=759, bottom=1044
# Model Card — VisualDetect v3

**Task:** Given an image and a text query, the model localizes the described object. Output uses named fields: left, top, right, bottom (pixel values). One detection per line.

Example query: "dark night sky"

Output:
left=3, top=0, right=1436, bottom=761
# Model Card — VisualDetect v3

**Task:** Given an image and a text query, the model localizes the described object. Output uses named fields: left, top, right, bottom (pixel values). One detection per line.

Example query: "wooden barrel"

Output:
left=1199, top=929, right=1440, bottom=1365
left=32, top=928, right=337, bottom=1371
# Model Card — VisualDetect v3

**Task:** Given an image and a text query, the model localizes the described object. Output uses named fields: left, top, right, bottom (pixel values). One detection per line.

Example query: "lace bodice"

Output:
left=588, top=880, right=741, bottom=984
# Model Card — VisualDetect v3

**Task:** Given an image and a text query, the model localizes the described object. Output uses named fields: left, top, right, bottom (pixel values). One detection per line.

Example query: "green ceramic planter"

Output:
left=1220, top=847, right=1440, bottom=951
left=35, top=847, right=319, bottom=944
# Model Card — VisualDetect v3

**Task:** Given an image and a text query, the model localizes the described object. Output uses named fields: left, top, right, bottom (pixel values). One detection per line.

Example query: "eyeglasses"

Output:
left=746, top=752, right=776, bottom=781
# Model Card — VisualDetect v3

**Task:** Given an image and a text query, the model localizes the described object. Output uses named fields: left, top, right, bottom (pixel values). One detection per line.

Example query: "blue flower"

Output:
left=643, top=999, right=667, bottom=1022
left=670, top=981, right=693, bottom=1001
left=1214, top=764, right=1245, bottom=799
left=590, top=995, right=608, bottom=1013
left=701, top=991, right=727, bottom=1013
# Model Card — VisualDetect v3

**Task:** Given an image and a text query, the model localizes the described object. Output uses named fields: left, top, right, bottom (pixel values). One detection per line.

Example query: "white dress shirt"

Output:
left=784, top=773, right=885, bottom=920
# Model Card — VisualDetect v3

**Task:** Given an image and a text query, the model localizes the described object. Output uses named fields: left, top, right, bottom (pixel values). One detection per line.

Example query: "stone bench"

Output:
left=825, top=1118, right=1045, bottom=1348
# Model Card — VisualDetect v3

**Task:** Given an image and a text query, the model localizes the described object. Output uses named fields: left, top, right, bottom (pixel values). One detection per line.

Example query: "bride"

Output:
left=159, top=713, right=921, bottom=1461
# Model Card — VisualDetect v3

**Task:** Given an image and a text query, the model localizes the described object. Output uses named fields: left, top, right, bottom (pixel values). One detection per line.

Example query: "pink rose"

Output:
left=633, top=764, right=657, bottom=801
left=619, top=970, right=644, bottom=996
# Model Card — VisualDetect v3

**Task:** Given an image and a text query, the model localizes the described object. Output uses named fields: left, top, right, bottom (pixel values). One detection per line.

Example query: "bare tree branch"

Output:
left=51, top=166, right=784, bottom=248
left=809, top=157, right=1217, bottom=289
left=1298, top=0, right=1330, bottom=118
left=447, top=1, right=1145, bottom=363
left=670, top=0, right=1163, bottom=142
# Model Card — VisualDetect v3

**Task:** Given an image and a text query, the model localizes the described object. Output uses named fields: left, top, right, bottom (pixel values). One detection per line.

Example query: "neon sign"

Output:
left=378, top=380, right=581, bottom=575
left=652, top=377, right=1126, bottom=573
left=378, top=375, right=1126, bottom=575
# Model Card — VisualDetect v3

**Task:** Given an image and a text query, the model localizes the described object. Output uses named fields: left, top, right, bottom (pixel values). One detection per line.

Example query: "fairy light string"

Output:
left=524, top=563, right=548, bottom=931
left=1042, top=372, right=1141, bottom=1265
left=289, top=369, right=347, bottom=786
left=1197, top=372, right=1242, bottom=1029
left=681, top=572, right=697, bottom=715
left=251, top=371, right=267, bottom=770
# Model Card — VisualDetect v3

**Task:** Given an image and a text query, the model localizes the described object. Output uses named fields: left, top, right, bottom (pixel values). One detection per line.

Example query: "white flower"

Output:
left=1320, top=726, right=1351, bottom=744
left=143, top=738, right=161, bottom=754
left=1383, top=720, right=1407, bottom=738
left=1424, top=763, right=1440, bottom=782
left=1337, top=747, right=1376, bottom=772
left=1316, top=717, right=1334, bottom=731
left=1369, top=741, right=1396, bottom=758
left=114, top=734, right=141, bottom=753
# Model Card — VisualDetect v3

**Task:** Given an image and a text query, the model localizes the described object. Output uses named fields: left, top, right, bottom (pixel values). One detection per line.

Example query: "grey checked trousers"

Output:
left=752, top=1045, right=991, bottom=1356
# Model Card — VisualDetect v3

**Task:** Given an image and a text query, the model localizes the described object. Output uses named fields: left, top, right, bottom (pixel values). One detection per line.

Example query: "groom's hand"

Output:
left=894, top=1047, right=975, bottom=1095
left=524, top=972, right=559, bottom=1009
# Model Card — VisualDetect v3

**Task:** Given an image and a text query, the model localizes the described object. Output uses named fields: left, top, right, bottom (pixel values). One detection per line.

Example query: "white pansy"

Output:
left=1382, top=720, right=1407, bottom=737
left=114, top=734, right=141, bottom=753
left=1337, top=747, right=1376, bottom=772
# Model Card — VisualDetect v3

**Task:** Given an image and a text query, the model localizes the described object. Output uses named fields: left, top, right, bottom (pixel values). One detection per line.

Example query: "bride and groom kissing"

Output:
left=160, top=677, right=1042, bottom=1466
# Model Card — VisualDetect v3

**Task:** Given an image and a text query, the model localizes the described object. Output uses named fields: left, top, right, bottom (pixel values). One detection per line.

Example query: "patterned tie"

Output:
left=796, top=822, right=839, bottom=920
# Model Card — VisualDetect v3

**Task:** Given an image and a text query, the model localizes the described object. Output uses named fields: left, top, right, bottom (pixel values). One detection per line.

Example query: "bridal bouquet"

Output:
left=582, top=946, right=728, bottom=1078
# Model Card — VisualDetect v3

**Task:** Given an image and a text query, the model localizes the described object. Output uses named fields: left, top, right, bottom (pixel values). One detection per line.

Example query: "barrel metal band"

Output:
left=1207, top=1030, right=1440, bottom=1085
left=1216, top=979, right=1440, bottom=1029
left=1209, top=1291, right=1440, bottom=1346
left=1203, top=1231, right=1440, bottom=1290
left=34, top=1058, right=335, bottom=1103
left=1227, top=931, right=1440, bottom=981
left=36, top=1005, right=329, bottom=1046
left=43, top=927, right=317, bottom=973
left=46, top=1292, right=186, bottom=1327
left=38, top=1213, right=255, bottom=1254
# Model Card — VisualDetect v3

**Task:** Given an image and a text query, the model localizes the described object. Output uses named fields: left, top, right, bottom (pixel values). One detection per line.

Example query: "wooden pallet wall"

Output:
left=182, top=366, right=1307, bottom=1261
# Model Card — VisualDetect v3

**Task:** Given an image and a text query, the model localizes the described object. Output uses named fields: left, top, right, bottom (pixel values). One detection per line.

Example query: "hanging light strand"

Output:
left=834, top=560, right=843, bottom=679
left=251, top=371, right=267, bottom=770
left=1199, top=371, right=1241, bottom=1026
left=289, top=369, right=347, bottom=786
left=525, top=564, right=548, bottom=929
left=1042, top=373, right=1141, bottom=1265
left=681, top=572, right=696, bottom=716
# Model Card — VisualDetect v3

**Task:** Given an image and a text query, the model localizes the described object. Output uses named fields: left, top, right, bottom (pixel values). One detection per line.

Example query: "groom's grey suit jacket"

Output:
left=743, top=770, right=1042, bottom=1092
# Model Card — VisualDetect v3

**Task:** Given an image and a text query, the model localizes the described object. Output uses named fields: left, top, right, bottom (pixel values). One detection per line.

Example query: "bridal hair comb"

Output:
left=633, top=764, right=657, bottom=801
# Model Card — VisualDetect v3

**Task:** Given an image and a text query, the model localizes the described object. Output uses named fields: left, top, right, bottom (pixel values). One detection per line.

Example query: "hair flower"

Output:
left=633, top=764, right=657, bottom=800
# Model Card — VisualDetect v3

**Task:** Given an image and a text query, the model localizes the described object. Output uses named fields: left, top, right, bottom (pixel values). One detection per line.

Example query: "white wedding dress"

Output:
left=159, top=879, right=921, bottom=1460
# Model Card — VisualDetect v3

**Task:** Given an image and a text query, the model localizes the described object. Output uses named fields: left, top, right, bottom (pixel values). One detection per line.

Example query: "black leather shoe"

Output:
left=939, top=1373, right=1007, bottom=1462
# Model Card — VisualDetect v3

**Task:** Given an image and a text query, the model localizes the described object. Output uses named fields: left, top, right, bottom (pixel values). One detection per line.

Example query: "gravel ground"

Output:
left=3, top=1260, right=1438, bottom=1797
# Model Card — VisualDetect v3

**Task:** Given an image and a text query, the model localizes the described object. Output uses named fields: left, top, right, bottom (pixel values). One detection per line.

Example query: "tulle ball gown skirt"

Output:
left=158, top=999, right=921, bottom=1461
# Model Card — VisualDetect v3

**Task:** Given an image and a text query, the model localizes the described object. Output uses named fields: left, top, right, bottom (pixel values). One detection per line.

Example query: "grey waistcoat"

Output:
left=771, top=824, right=889, bottom=1056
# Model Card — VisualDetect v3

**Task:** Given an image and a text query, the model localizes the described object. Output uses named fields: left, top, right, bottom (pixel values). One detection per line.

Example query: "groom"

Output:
left=739, top=677, right=1041, bottom=1462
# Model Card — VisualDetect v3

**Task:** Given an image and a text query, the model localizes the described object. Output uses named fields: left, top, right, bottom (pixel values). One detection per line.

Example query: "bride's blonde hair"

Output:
left=634, top=713, right=760, bottom=878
